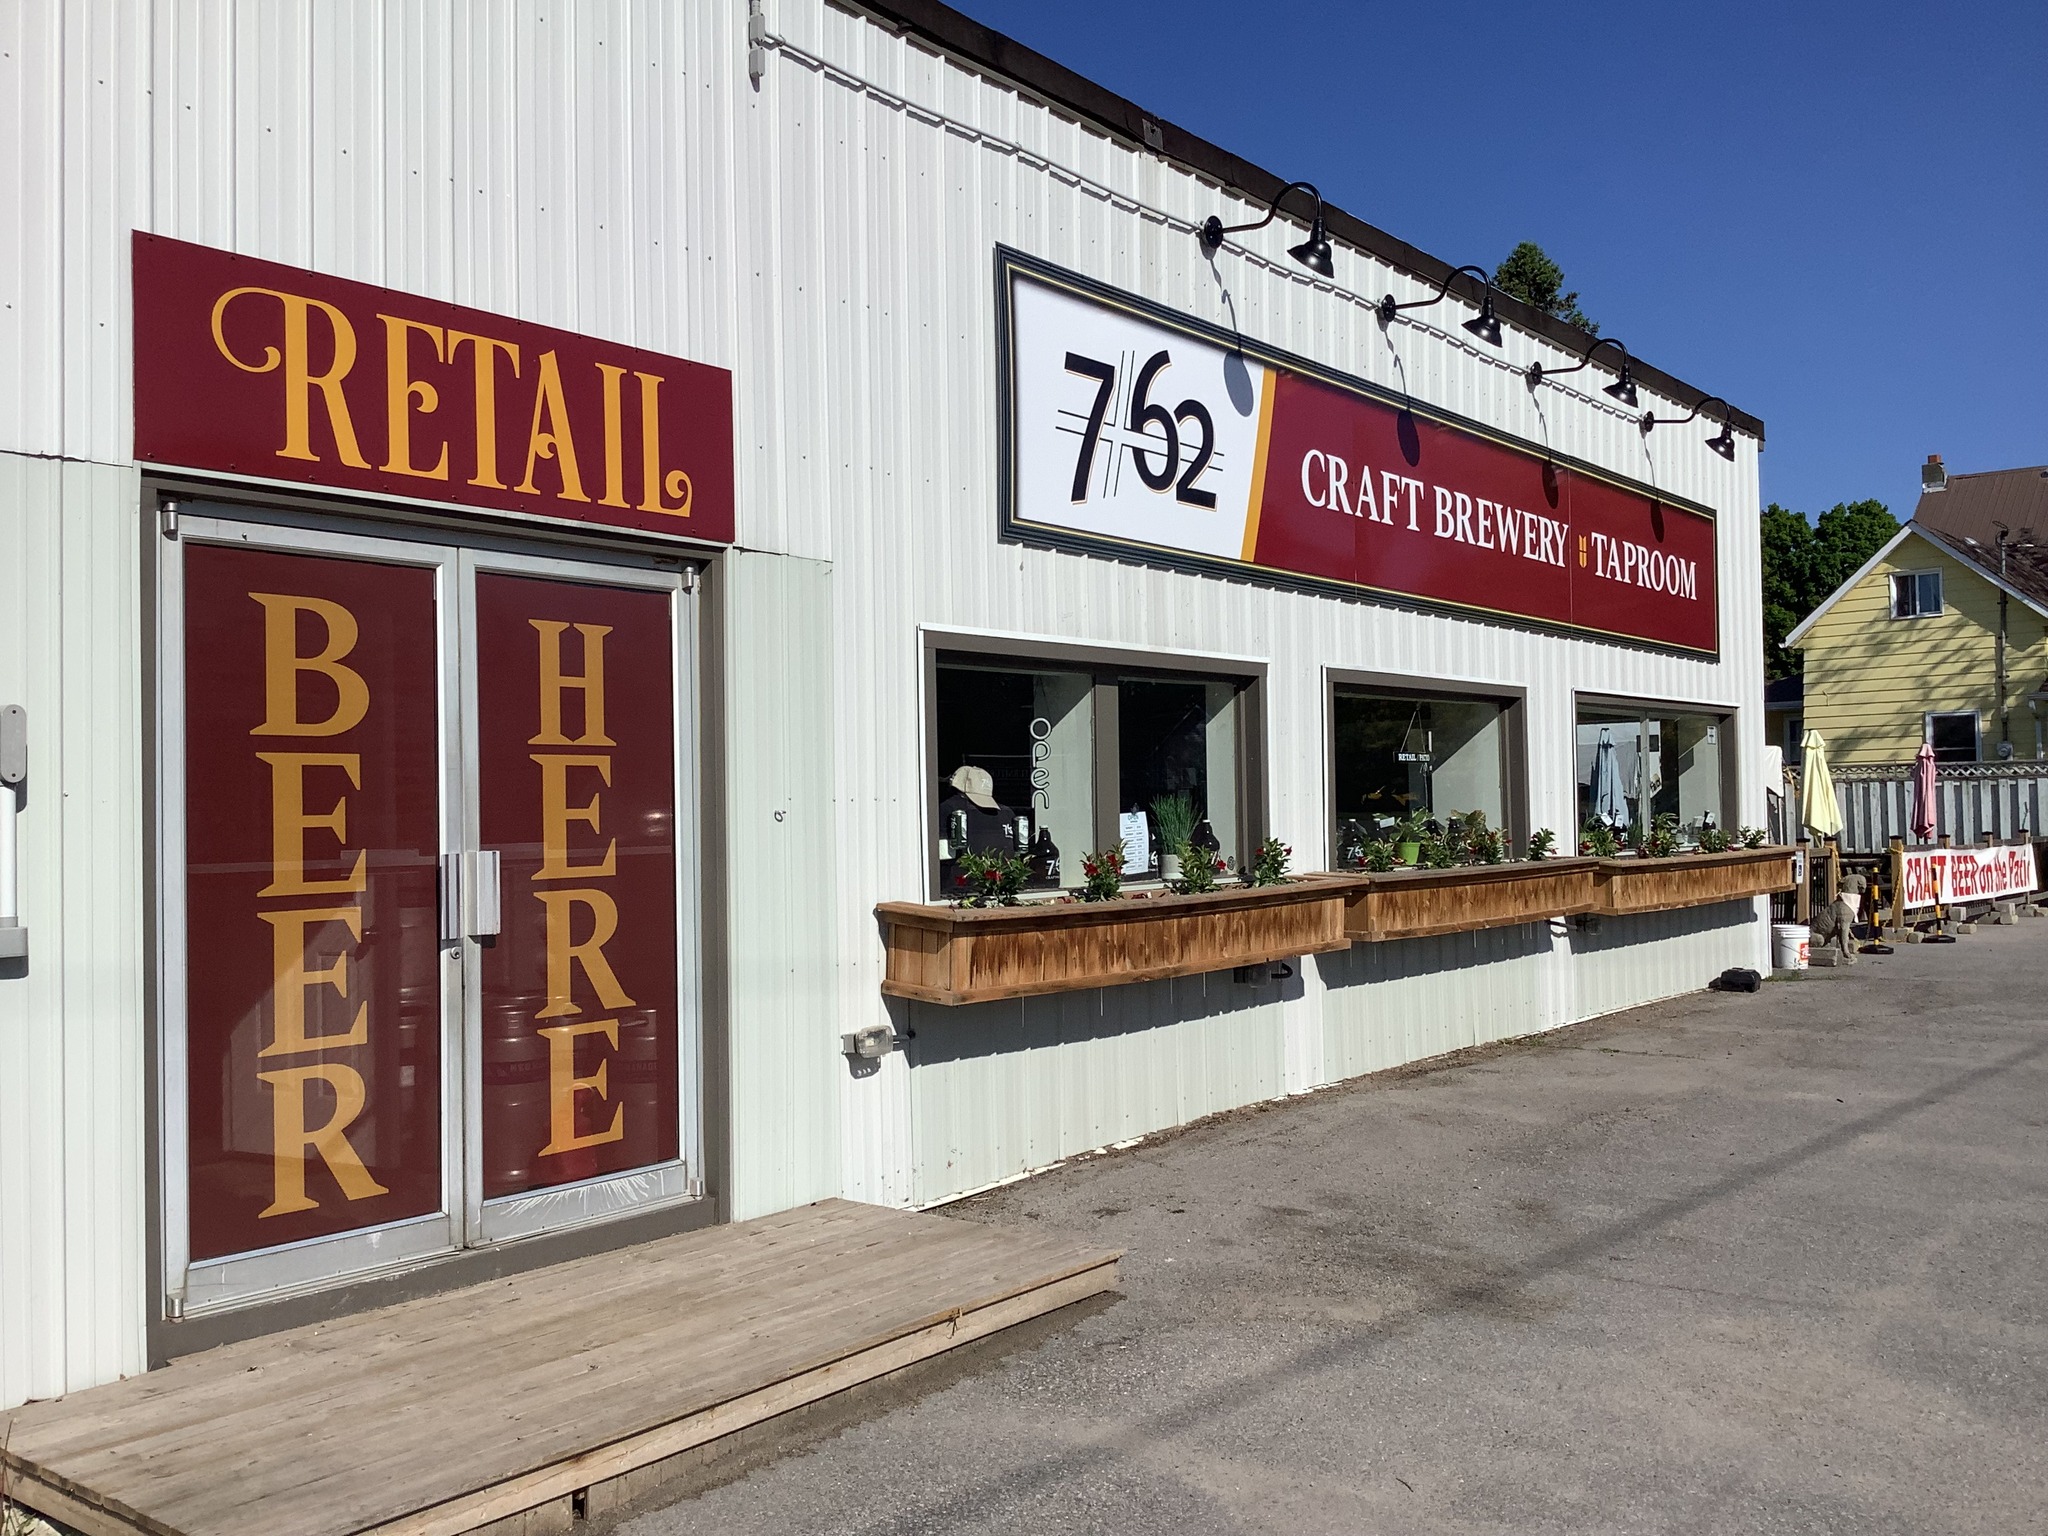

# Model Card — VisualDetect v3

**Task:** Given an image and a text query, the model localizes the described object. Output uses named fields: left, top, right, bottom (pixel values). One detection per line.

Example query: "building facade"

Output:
left=1790, top=461, right=2048, bottom=765
left=0, top=0, right=1770, bottom=1409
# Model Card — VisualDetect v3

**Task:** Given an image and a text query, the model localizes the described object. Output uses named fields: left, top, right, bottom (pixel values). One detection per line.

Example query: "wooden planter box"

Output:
left=1342, top=859, right=1600, bottom=941
left=876, top=876, right=1357, bottom=1006
left=1594, top=847, right=1796, bottom=915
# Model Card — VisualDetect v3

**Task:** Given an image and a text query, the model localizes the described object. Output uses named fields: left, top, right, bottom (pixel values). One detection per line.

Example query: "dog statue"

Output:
left=1810, top=871, right=1867, bottom=963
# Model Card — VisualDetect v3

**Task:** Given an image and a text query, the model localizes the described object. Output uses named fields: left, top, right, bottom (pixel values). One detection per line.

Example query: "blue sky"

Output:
left=953, top=0, right=2047, bottom=521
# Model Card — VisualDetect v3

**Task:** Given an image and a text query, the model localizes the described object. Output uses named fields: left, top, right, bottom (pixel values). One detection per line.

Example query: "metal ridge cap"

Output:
left=839, top=0, right=1766, bottom=444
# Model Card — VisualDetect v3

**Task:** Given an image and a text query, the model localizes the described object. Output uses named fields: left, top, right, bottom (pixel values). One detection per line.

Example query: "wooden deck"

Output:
left=1, top=1201, right=1119, bottom=1536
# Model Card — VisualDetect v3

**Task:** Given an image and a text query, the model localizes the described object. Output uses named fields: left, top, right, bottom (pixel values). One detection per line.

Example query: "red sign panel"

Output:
left=134, top=232, right=735, bottom=544
left=476, top=574, right=680, bottom=1198
left=1004, top=256, right=1720, bottom=655
left=184, top=545, right=444, bottom=1262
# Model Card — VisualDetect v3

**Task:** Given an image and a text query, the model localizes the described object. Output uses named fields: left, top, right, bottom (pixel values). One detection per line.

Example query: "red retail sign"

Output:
left=1001, top=252, right=1721, bottom=655
left=134, top=232, right=735, bottom=543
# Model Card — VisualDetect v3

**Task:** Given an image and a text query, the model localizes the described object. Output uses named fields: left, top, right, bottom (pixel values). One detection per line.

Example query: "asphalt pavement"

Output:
left=620, top=919, right=2048, bottom=1536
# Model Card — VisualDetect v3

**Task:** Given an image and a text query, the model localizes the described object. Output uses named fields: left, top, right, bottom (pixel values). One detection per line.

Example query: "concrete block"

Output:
left=1808, top=948, right=1849, bottom=967
left=1955, top=922, right=1976, bottom=935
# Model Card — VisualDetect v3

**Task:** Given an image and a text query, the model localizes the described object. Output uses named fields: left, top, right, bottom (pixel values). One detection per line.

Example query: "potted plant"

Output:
left=1525, top=828, right=1558, bottom=861
left=1079, top=841, right=1126, bottom=902
left=1151, top=791, right=1197, bottom=882
left=1393, top=810, right=1426, bottom=867
left=1579, top=817, right=1621, bottom=858
left=1242, top=836, right=1292, bottom=887
left=953, top=845, right=1031, bottom=907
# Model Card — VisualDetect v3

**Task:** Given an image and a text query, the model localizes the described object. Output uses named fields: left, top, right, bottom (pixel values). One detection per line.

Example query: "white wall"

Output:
left=1, top=0, right=1768, bottom=1403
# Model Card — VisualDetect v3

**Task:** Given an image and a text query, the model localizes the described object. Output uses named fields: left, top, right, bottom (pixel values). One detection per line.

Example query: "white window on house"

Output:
left=1927, top=711, right=1979, bottom=763
left=1889, top=570, right=1943, bottom=618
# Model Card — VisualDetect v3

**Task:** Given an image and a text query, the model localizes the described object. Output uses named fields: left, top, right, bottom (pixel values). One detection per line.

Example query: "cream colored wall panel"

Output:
left=721, top=550, right=843, bottom=1221
left=0, top=453, right=147, bottom=1410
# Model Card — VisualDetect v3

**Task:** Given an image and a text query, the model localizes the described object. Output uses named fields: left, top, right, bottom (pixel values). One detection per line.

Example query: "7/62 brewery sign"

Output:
left=997, top=251, right=1720, bottom=654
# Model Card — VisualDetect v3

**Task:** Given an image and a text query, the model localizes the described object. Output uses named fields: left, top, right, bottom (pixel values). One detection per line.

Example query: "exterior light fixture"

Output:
left=1526, top=336, right=1635, bottom=404
left=1639, top=394, right=1738, bottom=460
left=1198, top=181, right=1333, bottom=278
left=1376, top=265, right=1504, bottom=347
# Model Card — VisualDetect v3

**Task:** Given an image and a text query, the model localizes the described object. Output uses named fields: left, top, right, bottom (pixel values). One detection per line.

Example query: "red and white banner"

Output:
left=1898, top=844, right=2039, bottom=910
left=1000, top=253, right=1720, bottom=655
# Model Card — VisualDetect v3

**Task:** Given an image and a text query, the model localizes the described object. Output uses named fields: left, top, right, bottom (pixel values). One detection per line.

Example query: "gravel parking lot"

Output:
left=622, top=921, right=2048, bottom=1536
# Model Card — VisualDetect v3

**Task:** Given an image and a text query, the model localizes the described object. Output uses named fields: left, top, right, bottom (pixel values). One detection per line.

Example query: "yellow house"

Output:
left=1788, top=461, right=2048, bottom=765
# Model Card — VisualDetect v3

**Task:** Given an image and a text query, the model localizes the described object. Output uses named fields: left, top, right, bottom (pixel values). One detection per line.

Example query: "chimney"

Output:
left=1921, top=453, right=1948, bottom=492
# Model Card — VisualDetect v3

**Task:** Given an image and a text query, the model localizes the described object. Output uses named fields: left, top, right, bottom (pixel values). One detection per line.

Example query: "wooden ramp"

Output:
left=1, top=1200, right=1119, bottom=1536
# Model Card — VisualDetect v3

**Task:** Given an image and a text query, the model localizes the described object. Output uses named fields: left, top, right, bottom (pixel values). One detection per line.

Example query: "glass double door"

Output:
left=166, top=511, right=699, bottom=1314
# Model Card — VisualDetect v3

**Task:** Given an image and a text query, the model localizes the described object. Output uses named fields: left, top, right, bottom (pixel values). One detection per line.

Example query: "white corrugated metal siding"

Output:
left=0, top=455, right=148, bottom=1410
left=3, top=0, right=1768, bottom=1403
left=757, top=0, right=1768, bottom=1203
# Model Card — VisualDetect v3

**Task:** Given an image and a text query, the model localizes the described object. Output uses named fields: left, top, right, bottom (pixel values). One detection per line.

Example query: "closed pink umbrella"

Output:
left=1910, top=740, right=1939, bottom=843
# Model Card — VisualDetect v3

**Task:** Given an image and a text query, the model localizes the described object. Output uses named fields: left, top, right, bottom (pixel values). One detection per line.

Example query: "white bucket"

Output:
left=1772, top=923, right=1810, bottom=971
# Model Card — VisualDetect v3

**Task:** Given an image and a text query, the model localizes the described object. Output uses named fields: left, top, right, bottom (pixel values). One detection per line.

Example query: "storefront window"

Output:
left=934, top=662, right=1095, bottom=893
left=1576, top=702, right=1729, bottom=841
left=932, top=652, right=1254, bottom=891
left=1331, top=687, right=1510, bottom=863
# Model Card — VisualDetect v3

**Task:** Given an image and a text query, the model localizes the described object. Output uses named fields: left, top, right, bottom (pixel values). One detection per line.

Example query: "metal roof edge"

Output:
left=837, top=0, right=1766, bottom=444
left=1786, top=522, right=2048, bottom=649
left=1913, top=523, right=2048, bottom=622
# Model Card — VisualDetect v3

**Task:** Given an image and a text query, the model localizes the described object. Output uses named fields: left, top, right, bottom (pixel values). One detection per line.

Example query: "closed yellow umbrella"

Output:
left=1799, top=728, right=1842, bottom=840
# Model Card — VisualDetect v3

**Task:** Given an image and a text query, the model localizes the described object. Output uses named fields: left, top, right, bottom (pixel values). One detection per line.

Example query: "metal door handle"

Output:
left=439, top=852, right=462, bottom=948
left=0, top=704, right=24, bottom=962
left=468, top=849, right=502, bottom=938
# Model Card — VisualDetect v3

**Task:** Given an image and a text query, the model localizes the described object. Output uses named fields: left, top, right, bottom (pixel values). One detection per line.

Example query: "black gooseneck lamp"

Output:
left=1526, top=335, right=1637, bottom=407
left=1640, top=394, right=1738, bottom=460
left=1198, top=181, right=1334, bottom=278
left=1375, top=264, right=1504, bottom=347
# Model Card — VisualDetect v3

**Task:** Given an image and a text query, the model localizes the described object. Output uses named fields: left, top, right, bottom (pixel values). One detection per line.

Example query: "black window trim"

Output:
left=920, top=628, right=1268, bottom=901
left=1572, top=691, right=1741, bottom=840
left=1925, top=709, right=1980, bottom=762
left=1324, top=666, right=1529, bottom=862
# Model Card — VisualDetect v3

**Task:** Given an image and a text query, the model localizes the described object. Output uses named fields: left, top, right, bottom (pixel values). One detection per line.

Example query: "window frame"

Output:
left=1889, top=569, right=1944, bottom=620
left=920, top=629, right=1266, bottom=901
left=1324, top=668, right=1528, bottom=862
left=1925, top=710, right=1980, bottom=763
left=1573, top=692, right=1739, bottom=842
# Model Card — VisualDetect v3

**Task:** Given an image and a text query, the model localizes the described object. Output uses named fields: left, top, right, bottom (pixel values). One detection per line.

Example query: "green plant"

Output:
left=1579, top=818, right=1620, bottom=858
left=1419, top=831, right=1461, bottom=869
left=953, top=844, right=1030, bottom=907
left=1696, top=824, right=1734, bottom=853
left=1639, top=812, right=1682, bottom=858
left=1457, top=810, right=1505, bottom=865
left=1172, top=848, right=1228, bottom=895
left=1525, top=828, right=1557, bottom=861
left=1244, top=836, right=1292, bottom=887
left=1361, top=837, right=1399, bottom=872
left=1393, top=809, right=1427, bottom=844
left=1078, top=842, right=1126, bottom=902
left=1151, top=792, right=1198, bottom=860
left=1739, top=825, right=1767, bottom=849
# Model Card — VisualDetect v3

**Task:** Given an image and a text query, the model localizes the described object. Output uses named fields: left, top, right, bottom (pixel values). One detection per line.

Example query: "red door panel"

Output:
left=183, top=546, right=444, bottom=1262
left=474, top=574, right=680, bottom=1199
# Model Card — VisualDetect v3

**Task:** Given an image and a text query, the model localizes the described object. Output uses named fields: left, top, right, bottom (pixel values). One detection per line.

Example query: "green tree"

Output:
left=1492, top=241, right=1598, bottom=333
left=1811, top=499, right=1899, bottom=595
left=1760, top=504, right=1815, bottom=679
left=1759, top=498, right=1898, bottom=678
